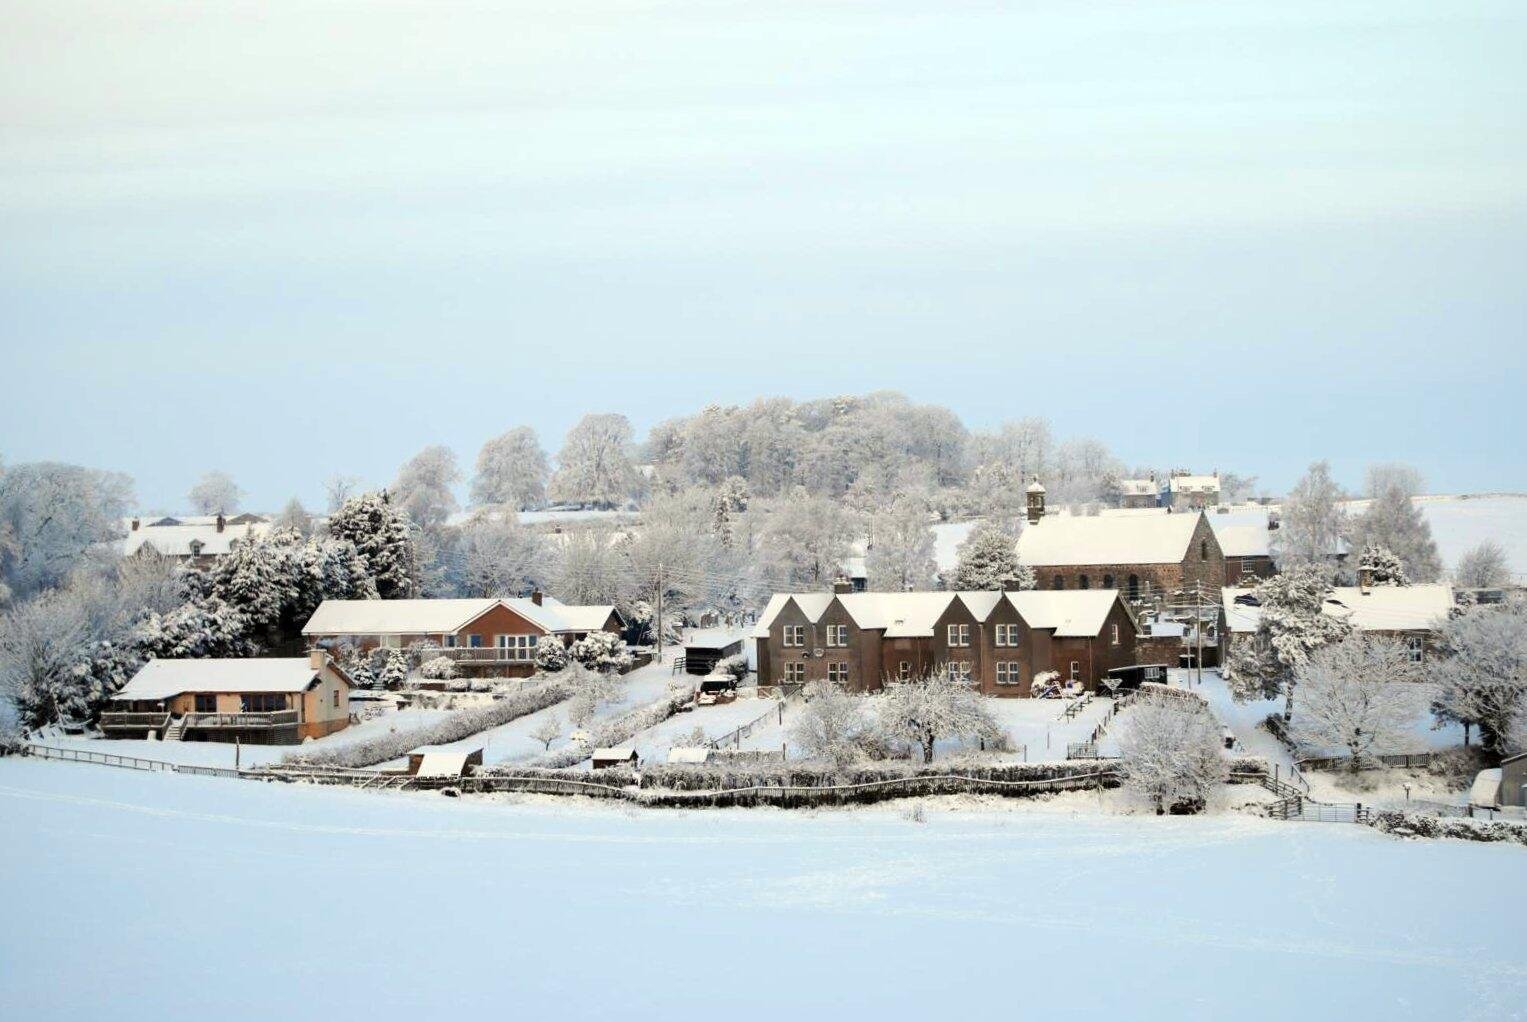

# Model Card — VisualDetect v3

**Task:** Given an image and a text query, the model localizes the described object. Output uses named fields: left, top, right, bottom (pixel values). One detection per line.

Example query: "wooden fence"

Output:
left=707, top=700, right=785, bottom=751
left=24, top=744, right=241, bottom=779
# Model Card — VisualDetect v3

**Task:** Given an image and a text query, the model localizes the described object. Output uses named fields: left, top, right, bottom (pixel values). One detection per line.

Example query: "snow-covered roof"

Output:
left=1215, top=524, right=1272, bottom=558
left=113, top=658, right=321, bottom=701
left=122, top=521, right=272, bottom=558
left=684, top=628, right=743, bottom=650
left=592, top=746, right=638, bottom=761
left=1220, top=584, right=1454, bottom=635
left=1004, top=590, right=1122, bottom=638
left=667, top=747, right=712, bottom=764
left=301, top=597, right=605, bottom=636
left=1470, top=768, right=1503, bottom=808
left=1117, top=478, right=1157, bottom=496
left=1168, top=474, right=1220, bottom=494
left=1016, top=512, right=1204, bottom=567
left=410, top=747, right=478, bottom=777
left=751, top=588, right=1122, bottom=639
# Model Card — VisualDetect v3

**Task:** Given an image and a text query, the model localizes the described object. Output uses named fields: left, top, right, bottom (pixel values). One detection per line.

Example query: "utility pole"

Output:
left=654, top=562, right=664, bottom=664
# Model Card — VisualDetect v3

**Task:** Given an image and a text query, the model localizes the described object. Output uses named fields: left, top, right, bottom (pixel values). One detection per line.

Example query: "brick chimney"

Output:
left=215, top=513, right=226, bottom=533
left=130, top=517, right=140, bottom=531
left=833, top=576, right=853, bottom=595
left=531, top=589, right=543, bottom=606
left=1001, top=576, right=1026, bottom=592
left=308, top=648, right=327, bottom=671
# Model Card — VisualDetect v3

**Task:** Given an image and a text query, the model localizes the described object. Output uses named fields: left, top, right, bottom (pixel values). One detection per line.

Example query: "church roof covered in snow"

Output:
left=1016, top=512, right=1204, bottom=567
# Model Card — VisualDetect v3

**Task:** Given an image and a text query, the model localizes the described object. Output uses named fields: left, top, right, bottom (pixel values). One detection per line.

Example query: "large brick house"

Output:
left=1216, top=522, right=1277, bottom=585
left=752, top=588, right=1138, bottom=696
left=121, top=513, right=271, bottom=565
left=301, top=594, right=624, bottom=677
left=1016, top=509, right=1225, bottom=606
left=1221, top=582, right=1455, bottom=669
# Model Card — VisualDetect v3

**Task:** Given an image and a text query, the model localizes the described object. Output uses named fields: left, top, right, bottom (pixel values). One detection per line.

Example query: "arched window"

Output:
left=1103, top=574, right=1114, bottom=589
left=1128, top=574, right=1140, bottom=599
left=1200, top=539, right=1209, bottom=560
left=1079, top=574, right=1090, bottom=589
left=1053, top=575, right=1065, bottom=590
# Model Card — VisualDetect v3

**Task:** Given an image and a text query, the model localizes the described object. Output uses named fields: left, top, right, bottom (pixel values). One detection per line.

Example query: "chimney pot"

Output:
left=216, top=514, right=226, bottom=533
left=832, top=576, right=853, bottom=595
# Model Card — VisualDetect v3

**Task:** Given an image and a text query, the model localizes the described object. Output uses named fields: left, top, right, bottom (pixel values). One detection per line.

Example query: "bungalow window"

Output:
left=946, top=623, right=970, bottom=647
left=443, top=634, right=458, bottom=648
left=827, top=662, right=849, bottom=683
left=995, top=661, right=1022, bottom=686
left=241, top=693, right=287, bottom=713
left=467, top=634, right=483, bottom=648
left=825, top=624, right=848, bottom=647
left=782, top=625, right=805, bottom=647
left=783, top=662, right=806, bottom=683
left=194, top=693, right=216, bottom=713
left=995, top=623, right=1019, bottom=647
left=380, top=634, right=403, bottom=649
left=495, top=634, right=538, bottom=661
left=898, top=661, right=912, bottom=680
left=1407, top=636, right=1424, bottom=663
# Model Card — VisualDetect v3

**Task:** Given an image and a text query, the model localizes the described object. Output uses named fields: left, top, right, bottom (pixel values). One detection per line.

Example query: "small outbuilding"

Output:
left=683, top=630, right=745, bottom=675
left=407, top=746, right=484, bottom=778
left=1500, top=752, right=1527, bottom=808
left=667, top=746, right=712, bottom=765
left=591, top=746, right=639, bottom=770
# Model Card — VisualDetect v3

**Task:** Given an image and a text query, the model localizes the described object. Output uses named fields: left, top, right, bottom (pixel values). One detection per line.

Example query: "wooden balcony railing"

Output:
left=99, top=712, right=171, bottom=730
left=184, top=710, right=300, bottom=728
left=429, top=648, right=536, bottom=665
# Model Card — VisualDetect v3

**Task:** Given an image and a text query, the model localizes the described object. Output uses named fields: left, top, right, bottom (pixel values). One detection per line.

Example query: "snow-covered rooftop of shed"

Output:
left=113, top=658, right=320, bottom=701
left=592, top=747, right=637, bottom=760
left=684, top=628, right=744, bottom=649
left=1017, top=512, right=1203, bottom=566
left=667, top=747, right=712, bottom=764
left=1215, top=524, right=1272, bottom=558
left=1221, top=584, right=1454, bottom=634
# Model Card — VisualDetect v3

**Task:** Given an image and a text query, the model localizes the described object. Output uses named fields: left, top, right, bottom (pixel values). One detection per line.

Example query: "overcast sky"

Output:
left=3, top=1, right=1524, bottom=510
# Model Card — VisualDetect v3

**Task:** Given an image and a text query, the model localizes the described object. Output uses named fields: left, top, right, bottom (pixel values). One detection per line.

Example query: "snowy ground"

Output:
left=2, top=759, right=1524, bottom=1021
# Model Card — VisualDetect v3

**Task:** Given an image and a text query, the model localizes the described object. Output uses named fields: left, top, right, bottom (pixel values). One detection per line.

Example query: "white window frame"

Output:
left=1110, top=624, right=1120, bottom=646
left=898, top=661, right=912, bottom=680
left=995, top=661, right=1022, bottom=685
left=442, top=634, right=458, bottom=649
left=1407, top=636, right=1424, bottom=663
left=825, top=624, right=848, bottom=648
left=946, top=623, right=970, bottom=647
left=783, top=662, right=806, bottom=683
left=1069, top=660, right=1080, bottom=681
left=827, top=662, right=849, bottom=683
left=380, top=634, right=402, bottom=649
left=783, top=624, right=805, bottom=648
left=995, top=623, right=1019, bottom=647
left=495, top=634, right=539, bottom=661
left=945, top=661, right=972, bottom=682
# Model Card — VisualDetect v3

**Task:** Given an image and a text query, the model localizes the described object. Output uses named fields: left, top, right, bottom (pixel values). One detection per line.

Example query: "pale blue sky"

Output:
left=3, top=1, right=1524, bottom=510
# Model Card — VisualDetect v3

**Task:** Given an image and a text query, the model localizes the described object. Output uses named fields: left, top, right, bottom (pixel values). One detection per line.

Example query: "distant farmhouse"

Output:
left=752, top=585, right=1137, bottom=696
left=1111, top=470, right=1221, bottom=511
left=301, top=594, right=624, bottom=677
left=102, top=650, right=352, bottom=744
left=122, top=513, right=271, bottom=564
left=1221, top=581, right=1455, bottom=666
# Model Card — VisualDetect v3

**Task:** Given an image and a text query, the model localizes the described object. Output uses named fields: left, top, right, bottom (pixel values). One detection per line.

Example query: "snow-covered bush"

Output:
left=534, top=638, right=570, bottom=672
left=788, top=681, right=866, bottom=767
left=1370, top=810, right=1527, bottom=846
left=569, top=630, right=633, bottom=674
left=1116, top=702, right=1226, bottom=814
left=1356, top=544, right=1409, bottom=587
left=375, top=648, right=410, bottom=690
left=716, top=653, right=749, bottom=681
left=419, top=656, right=458, bottom=682
left=873, top=673, right=1005, bottom=763
left=1029, top=670, right=1062, bottom=699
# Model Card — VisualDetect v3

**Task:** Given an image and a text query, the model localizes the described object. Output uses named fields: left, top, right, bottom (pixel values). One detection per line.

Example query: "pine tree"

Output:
left=1347, top=484, right=1442, bottom=583
left=951, top=520, right=1033, bottom=590
left=327, top=491, right=418, bottom=598
left=1357, top=544, right=1409, bottom=586
left=1226, top=564, right=1354, bottom=716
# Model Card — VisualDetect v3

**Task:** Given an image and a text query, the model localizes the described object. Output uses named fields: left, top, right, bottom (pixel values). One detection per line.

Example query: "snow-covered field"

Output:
left=2, top=759, right=1524, bottom=1021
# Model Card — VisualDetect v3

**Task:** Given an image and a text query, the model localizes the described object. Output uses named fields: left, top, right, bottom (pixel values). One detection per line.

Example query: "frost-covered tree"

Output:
left=569, top=630, right=633, bottom=674
left=453, top=517, right=551, bottom=598
left=471, top=426, right=549, bottom=510
left=1363, top=463, right=1425, bottom=499
left=951, top=519, right=1032, bottom=591
left=1225, top=565, right=1354, bottom=716
left=323, top=474, right=362, bottom=512
left=1455, top=540, right=1511, bottom=589
left=548, top=413, right=639, bottom=508
left=273, top=498, right=313, bottom=537
left=0, top=591, right=90, bottom=728
left=1356, top=544, right=1409, bottom=586
left=375, top=648, right=409, bottom=690
left=555, top=525, right=626, bottom=605
left=327, top=492, right=417, bottom=598
left=187, top=470, right=243, bottom=515
left=1116, top=701, right=1226, bottom=814
left=1273, top=461, right=1345, bottom=574
left=1346, top=484, right=1441, bottom=583
left=0, top=461, right=133, bottom=599
left=1291, top=636, right=1422, bottom=769
left=530, top=714, right=562, bottom=751
left=534, top=637, right=570, bottom=673
left=1436, top=604, right=1527, bottom=755
left=756, top=489, right=855, bottom=588
left=874, top=672, right=1003, bottom=763
left=566, top=689, right=597, bottom=729
left=788, top=680, right=867, bottom=767
left=391, top=445, right=461, bottom=530
left=865, top=498, right=938, bottom=592
left=621, top=490, right=732, bottom=616
left=418, top=656, right=458, bottom=682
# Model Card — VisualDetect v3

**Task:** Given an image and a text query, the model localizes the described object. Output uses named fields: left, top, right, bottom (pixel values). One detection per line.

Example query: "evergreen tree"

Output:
left=951, top=519, right=1033, bottom=590
left=1347, top=484, right=1442, bottom=583
left=1356, top=543, right=1409, bottom=586
left=1225, top=564, right=1354, bottom=717
left=327, top=491, right=418, bottom=598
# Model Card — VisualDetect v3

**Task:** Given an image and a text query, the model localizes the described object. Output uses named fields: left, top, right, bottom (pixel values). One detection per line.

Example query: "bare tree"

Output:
left=530, top=714, right=562, bottom=751
left=1363, top=462, right=1425, bottom=499
left=391, top=445, right=461, bottom=529
left=1273, top=461, right=1344, bottom=573
left=1116, top=701, right=1226, bottom=814
left=548, top=413, right=639, bottom=509
left=1436, top=604, right=1527, bottom=754
left=1291, top=635, right=1423, bottom=770
left=874, top=672, right=1003, bottom=763
left=865, top=497, right=938, bottom=591
left=324, top=474, right=363, bottom=513
left=788, top=681, right=867, bottom=767
left=1455, top=540, right=1511, bottom=589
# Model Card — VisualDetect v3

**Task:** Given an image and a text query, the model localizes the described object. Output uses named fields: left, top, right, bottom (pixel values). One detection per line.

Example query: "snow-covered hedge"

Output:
left=1369, top=810, right=1527, bottom=847
left=283, top=674, right=576, bottom=769
left=419, top=656, right=458, bottom=681
left=634, top=758, right=1112, bottom=793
